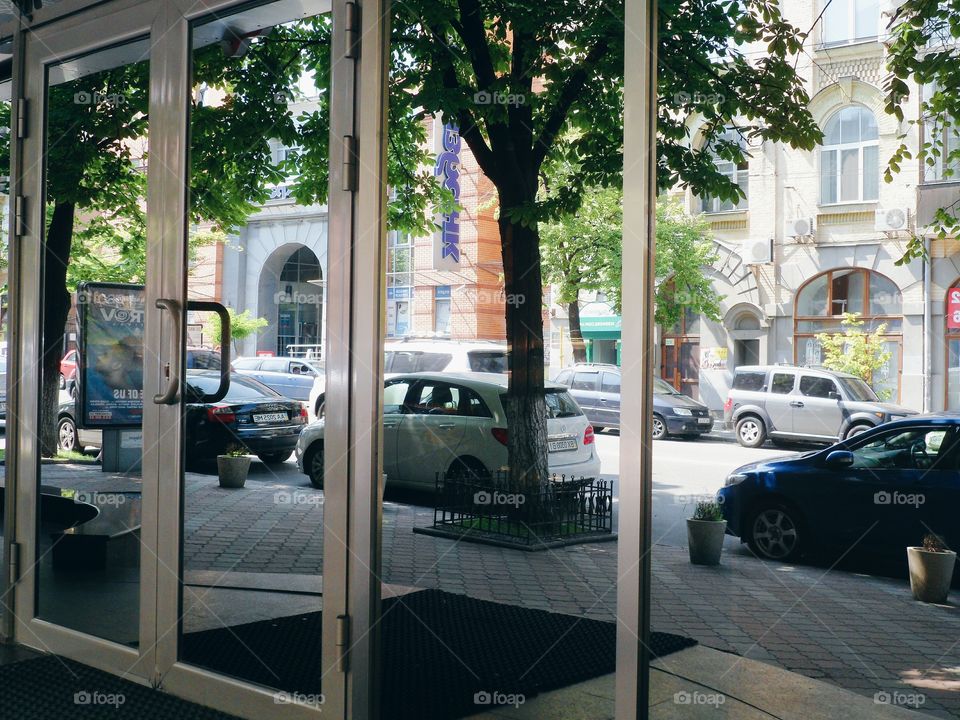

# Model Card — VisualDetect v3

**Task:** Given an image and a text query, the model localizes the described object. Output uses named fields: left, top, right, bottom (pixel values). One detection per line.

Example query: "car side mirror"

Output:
left=825, top=450, right=854, bottom=468
left=828, top=391, right=840, bottom=400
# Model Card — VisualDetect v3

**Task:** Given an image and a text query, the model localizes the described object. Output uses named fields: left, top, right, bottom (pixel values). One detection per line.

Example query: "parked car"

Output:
left=724, top=365, right=917, bottom=449
left=552, top=364, right=713, bottom=439
left=308, top=340, right=508, bottom=419
left=60, top=349, right=78, bottom=397
left=56, top=371, right=308, bottom=464
left=718, top=414, right=960, bottom=561
left=297, top=371, right=600, bottom=489
left=233, top=356, right=323, bottom=402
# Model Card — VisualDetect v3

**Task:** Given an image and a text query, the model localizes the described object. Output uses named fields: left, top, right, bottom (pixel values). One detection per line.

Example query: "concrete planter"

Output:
left=217, top=455, right=251, bottom=489
left=907, top=547, right=956, bottom=603
left=686, top=519, right=727, bottom=566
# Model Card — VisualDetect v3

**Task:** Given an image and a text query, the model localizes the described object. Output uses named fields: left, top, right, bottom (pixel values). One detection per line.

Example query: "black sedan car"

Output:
left=553, top=364, right=713, bottom=439
left=718, top=414, right=960, bottom=562
left=57, top=371, right=307, bottom=464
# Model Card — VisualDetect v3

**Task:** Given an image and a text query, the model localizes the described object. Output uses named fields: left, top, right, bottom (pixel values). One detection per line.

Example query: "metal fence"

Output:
left=431, top=472, right=614, bottom=545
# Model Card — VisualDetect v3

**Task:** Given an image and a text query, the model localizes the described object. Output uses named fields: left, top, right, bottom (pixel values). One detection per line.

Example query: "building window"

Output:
left=922, top=84, right=960, bottom=183
left=820, top=106, right=879, bottom=204
left=434, top=286, right=451, bottom=335
left=660, top=306, right=701, bottom=400
left=699, top=128, right=749, bottom=214
left=945, top=284, right=960, bottom=409
left=794, top=268, right=902, bottom=400
left=821, top=0, right=879, bottom=45
left=386, top=231, right=413, bottom=337
left=276, top=246, right=322, bottom=356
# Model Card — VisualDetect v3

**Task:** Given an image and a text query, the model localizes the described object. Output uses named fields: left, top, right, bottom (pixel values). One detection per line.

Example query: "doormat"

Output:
left=181, top=589, right=698, bottom=719
left=0, top=654, right=240, bottom=719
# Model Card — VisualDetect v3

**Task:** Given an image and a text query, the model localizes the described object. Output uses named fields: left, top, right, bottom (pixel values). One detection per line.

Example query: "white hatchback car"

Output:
left=306, top=339, right=507, bottom=419
left=296, top=372, right=601, bottom=489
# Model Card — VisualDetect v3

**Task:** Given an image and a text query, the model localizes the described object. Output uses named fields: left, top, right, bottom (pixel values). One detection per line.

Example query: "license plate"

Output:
left=697, top=417, right=711, bottom=425
left=548, top=437, right=578, bottom=452
left=254, top=412, right=287, bottom=423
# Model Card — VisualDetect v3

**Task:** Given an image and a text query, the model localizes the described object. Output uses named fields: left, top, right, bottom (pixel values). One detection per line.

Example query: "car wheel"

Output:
left=736, top=416, right=767, bottom=448
left=747, top=503, right=804, bottom=561
left=844, top=423, right=872, bottom=440
left=69, top=384, right=78, bottom=400
left=59, top=373, right=66, bottom=390
left=314, top=394, right=326, bottom=419
left=445, top=457, right=491, bottom=482
left=651, top=414, right=667, bottom=440
left=304, top=443, right=324, bottom=489
left=57, top=416, right=78, bottom=452
left=257, top=451, right=290, bottom=464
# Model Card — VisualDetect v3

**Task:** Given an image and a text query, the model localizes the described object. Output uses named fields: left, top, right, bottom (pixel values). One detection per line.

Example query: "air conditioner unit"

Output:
left=785, top=217, right=816, bottom=238
left=742, top=238, right=773, bottom=264
left=875, top=207, right=910, bottom=232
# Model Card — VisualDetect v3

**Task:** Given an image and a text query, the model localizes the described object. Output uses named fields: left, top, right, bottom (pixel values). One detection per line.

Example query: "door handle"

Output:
left=437, top=423, right=456, bottom=429
left=790, top=401, right=804, bottom=408
left=599, top=398, right=608, bottom=403
left=383, top=422, right=400, bottom=429
left=187, top=301, right=232, bottom=403
left=153, top=298, right=182, bottom=405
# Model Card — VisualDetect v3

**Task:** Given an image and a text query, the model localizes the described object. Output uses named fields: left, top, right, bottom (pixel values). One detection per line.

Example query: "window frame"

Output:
left=698, top=128, right=750, bottom=214
left=820, top=106, right=880, bottom=205
left=820, top=0, right=880, bottom=47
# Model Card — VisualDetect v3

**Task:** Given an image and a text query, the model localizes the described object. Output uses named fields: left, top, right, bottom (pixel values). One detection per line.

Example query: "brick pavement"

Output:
left=32, top=465, right=960, bottom=718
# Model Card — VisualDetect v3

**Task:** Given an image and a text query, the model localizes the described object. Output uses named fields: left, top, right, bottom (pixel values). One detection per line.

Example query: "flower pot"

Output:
left=907, top=547, right=956, bottom=603
left=687, top=518, right=727, bottom=566
left=217, top=455, right=251, bottom=489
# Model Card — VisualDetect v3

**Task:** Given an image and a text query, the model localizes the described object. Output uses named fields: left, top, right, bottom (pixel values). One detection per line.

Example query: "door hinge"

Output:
left=8, top=542, right=19, bottom=586
left=344, top=1, right=360, bottom=59
left=13, top=195, right=24, bottom=237
left=341, top=135, right=358, bottom=192
left=17, top=99, right=27, bottom=139
left=336, top=614, right=350, bottom=672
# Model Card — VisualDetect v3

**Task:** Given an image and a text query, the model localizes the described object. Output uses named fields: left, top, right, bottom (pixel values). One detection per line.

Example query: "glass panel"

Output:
left=36, top=38, right=150, bottom=645
left=799, top=375, right=838, bottom=398
left=862, top=144, right=879, bottom=199
left=872, top=340, right=900, bottom=400
left=840, top=148, right=860, bottom=200
left=830, top=269, right=864, bottom=315
left=821, top=149, right=838, bottom=203
left=179, top=1, right=331, bottom=701
left=796, top=274, right=829, bottom=316
left=801, top=336, right=824, bottom=366
left=948, top=339, right=960, bottom=410
left=869, top=273, right=902, bottom=315
left=771, top=373, right=795, bottom=394
left=823, top=0, right=849, bottom=44
left=840, top=106, right=860, bottom=144
left=0, top=83, right=9, bottom=631
left=854, top=0, right=879, bottom=39
left=860, top=107, right=879, bottom=140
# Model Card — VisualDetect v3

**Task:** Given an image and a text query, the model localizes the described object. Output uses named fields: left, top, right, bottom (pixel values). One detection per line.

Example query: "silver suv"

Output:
left=724, top=365, right=917, bottom=448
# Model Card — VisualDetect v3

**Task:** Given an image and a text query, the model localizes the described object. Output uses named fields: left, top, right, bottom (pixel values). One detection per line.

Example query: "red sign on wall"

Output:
left=948, top=286, right=960, bottom=330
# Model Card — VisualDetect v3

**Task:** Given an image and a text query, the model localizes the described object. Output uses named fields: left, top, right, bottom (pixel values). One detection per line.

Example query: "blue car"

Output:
left=718, top=414, right=960, bottom=562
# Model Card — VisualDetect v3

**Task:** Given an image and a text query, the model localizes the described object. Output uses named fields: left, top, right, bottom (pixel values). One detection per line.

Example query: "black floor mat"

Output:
left=0, top=654, right=240, bottom=719
left=181, top=589, right=697, bottom=719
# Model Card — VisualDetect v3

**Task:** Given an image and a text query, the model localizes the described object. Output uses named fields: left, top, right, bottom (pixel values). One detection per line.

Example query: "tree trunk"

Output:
left=498, top=205, right=550, bottom=498
left=40, top=202, right=76, bottom=457
left=567, top=299, right=587, bottom=364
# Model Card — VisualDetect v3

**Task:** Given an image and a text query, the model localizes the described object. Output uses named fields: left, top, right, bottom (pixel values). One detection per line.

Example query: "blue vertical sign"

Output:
left=434, top=123, right=461, bottom=268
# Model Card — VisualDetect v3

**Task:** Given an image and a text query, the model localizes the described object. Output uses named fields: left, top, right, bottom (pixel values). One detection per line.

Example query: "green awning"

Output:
left=580, top=315, right=621, bottom=339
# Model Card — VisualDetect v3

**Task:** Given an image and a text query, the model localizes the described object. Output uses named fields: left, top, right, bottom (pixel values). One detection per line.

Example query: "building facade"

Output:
left=551, top=0, right=960, bottom=418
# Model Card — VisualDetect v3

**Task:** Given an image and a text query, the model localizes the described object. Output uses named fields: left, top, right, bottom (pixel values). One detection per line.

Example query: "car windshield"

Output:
left=544, top=389, right=582, bottom=419
left=654, top=378, right=677, bottom=395
left=836, top=376, right=879, bottom=402
left=186, top=373, right=280, bottom=402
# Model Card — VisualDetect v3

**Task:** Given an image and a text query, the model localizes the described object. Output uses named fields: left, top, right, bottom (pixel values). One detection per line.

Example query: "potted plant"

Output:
left=907, top=533, right=956, bottom=603
left=686, top=501, right=727, bottom=566
left=217, top=445, right=251, bottom=489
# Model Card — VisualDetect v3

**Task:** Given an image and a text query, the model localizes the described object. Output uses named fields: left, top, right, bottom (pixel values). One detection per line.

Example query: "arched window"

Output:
left=699, top=128, right=749, bottom=213
left=794, top=268, right=902, bottom=400
left=820, top=106, right=879, bottom=204
left=277, top=246, right=322, bottom=355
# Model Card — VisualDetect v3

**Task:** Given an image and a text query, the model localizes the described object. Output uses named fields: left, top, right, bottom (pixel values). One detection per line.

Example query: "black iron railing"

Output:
left=431, top=472, right=614, bottom=545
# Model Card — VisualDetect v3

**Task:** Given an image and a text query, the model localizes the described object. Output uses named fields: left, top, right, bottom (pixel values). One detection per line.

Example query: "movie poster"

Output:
left=78, top=282, right=145, bottom=428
